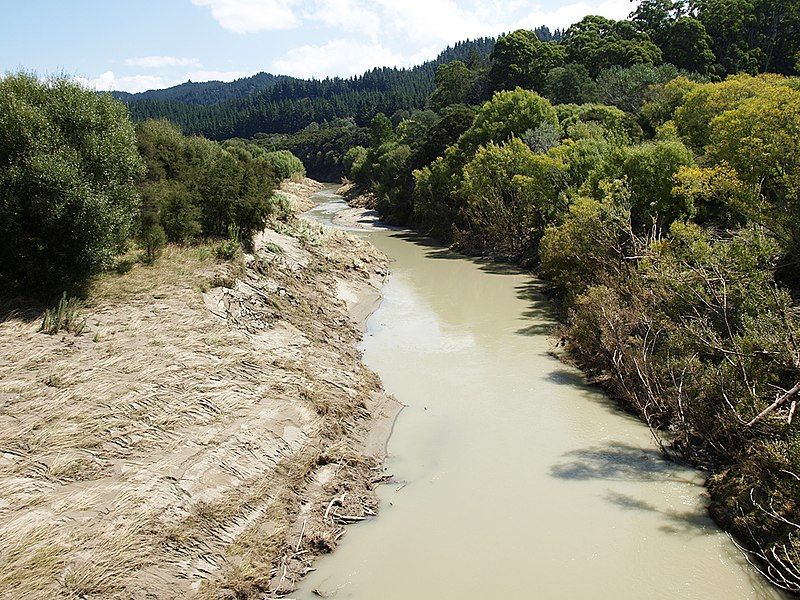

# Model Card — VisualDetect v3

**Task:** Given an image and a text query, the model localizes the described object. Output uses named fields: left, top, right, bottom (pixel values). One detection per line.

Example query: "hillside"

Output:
left=112, top=72, right=288, bottom=106
left=114, top=38, right=496, bottom=139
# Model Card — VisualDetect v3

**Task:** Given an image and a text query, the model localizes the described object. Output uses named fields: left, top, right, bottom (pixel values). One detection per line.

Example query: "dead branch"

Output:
left=746, top=381, right=800, bottom=426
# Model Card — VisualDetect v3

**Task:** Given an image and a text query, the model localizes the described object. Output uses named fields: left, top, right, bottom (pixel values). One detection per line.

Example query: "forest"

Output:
left=337, top=0, right=800, bottom=592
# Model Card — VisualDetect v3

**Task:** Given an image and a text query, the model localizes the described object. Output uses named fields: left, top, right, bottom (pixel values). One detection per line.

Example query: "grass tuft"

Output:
left=39, top=293, right=85, bottom=335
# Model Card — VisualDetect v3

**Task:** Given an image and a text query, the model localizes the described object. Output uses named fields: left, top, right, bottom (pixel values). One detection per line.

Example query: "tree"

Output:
left=459, top=88, right=559, bottom=155
left=0, top=74, right=144, bottom=291
left=661, top=17, right=717, bottom=74
left=562, top=15, right=663, bottom=76
left=369, top=113, right=394, bottom=146
left=694, top=0, right=762, bottom=75
left=695, top=0, right=800, bottom=75
left=461, top=137, right=567, bottom=257
left=430, top=61, right=477, bottom=110
left=585, top=139, right=695, bottom=228
left=629, top=0, right=683, bottom=43
left=543, top=63, right=599, bottom=104
left=489, top=29, right=566, bottom=92
left=596, top=63, right=682, bottom=114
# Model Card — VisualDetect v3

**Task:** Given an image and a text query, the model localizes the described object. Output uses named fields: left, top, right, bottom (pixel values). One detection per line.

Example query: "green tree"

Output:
left=489, top=29, right=566, bottom=92
left=461, top=137, right=567, bottom=257
left=543, top=63, right=599, bottom=104
left=430, top=61, right=477, bottom=110
left=459, top=88, right=559, bottom=155
left=585, top=138, right=695, bottom=228
left=369, top=113, right=394, bottom=146
left=661, top=17, right=717, bottom=74
left=0, top=74, right=144, bottom=291
left=562, top=15, right=663, bottom=77
left=596, top=63, right=681, bottom=114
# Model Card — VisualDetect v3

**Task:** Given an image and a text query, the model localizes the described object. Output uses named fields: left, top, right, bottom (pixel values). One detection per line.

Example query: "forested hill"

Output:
left=112, top=72, right=289, bottom=106
left=115, top=37, right=497, bottom=139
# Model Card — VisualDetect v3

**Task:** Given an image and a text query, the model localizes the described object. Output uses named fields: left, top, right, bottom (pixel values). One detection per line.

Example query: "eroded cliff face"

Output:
left=0, top=181, right=400, bottom=599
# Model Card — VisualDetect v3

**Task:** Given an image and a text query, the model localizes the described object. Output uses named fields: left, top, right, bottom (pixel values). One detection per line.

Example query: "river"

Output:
left=298, top=188, right=780, bottom=599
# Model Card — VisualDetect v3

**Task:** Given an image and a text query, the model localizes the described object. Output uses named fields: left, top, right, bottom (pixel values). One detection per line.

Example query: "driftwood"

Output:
left=747, top=381, right=800, bottom=427
left=323, top=492, right=346, bottom=522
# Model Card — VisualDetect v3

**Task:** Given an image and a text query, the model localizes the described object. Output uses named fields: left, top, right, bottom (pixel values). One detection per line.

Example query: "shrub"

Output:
left=0, top=74, right=144, bottom=291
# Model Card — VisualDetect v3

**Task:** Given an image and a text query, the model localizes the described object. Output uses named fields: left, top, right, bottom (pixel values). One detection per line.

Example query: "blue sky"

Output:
left=1, top=0, right=635, bottom=93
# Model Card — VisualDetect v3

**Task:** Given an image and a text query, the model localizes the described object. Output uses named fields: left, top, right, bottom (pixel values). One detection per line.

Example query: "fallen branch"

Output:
left=747, top=381, right=800, bottom=427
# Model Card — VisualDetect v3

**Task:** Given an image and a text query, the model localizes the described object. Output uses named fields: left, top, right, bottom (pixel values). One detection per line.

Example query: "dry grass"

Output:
left=0, top=209, right=390, bottom=598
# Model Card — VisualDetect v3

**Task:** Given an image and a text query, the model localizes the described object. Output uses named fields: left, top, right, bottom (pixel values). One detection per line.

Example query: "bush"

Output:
left=0, top=74, right=144, bottom=291
left=137, top=121, right=287, bottom=247
left=263, top=150, right=306, bottom=180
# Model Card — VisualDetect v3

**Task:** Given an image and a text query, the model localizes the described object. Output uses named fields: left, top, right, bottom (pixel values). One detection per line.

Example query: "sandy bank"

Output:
left=0, top=180, right=400, bottom=598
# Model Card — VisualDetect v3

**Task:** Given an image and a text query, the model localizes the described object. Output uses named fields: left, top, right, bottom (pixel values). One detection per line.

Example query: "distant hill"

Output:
left=115, top=38, right=496, bottom=139
left=112, top=72, right=288, bottom=106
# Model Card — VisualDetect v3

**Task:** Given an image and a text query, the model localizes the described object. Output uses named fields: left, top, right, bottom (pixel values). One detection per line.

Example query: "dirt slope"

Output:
left=0, top=181, right=400, bottom=599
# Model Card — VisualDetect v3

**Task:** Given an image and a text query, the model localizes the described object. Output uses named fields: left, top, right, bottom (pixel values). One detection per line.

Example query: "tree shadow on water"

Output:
left=551, top=442, right=713, bottom=537
left=515, top=279, right=557, bottom=336
left=390, top=231, right=528, bottom=275
left=550, top=441, right=693, bottom=484
left=546, top=368, right=588, bottom=388
left=604, top=491, right=713, bottom=536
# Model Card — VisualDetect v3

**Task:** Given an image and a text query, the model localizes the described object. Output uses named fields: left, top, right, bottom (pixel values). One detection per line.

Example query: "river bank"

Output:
left=0, top=179, right=400, bottom=598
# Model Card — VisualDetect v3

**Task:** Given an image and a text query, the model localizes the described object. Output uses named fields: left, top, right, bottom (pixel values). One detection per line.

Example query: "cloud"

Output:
left=271, top=40, right=407, bottom=78
left=373, top=0, right=636, bottom=44
left=304, top=0, right=381, bottom=41
left=74, top=71, right=180, bottom=93
left=192, top=0, right=301, bottom=34
left=511, top=0, right=634, bottom=31
left=124, top=56, right=202, bottom=69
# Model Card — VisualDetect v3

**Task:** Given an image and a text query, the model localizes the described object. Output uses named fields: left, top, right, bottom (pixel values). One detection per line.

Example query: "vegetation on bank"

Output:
left=0, top=74, right=305, bottom=294
left=340, top=3, right=800, bottom=592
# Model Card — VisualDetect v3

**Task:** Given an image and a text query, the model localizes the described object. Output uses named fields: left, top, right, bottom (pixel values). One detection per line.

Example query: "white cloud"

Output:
left=192, top=0, right=301, bottom=34
left=512, top=0, right=634, bottom=31
left=74, top=71, right=180, bottom=93
left=271, top=40, right=407, bottom=78
left=374, top=0, right=489, bottom=44
left=304, top=0, right=381, bottom=41
left=124, top=56, right=202, bottom=69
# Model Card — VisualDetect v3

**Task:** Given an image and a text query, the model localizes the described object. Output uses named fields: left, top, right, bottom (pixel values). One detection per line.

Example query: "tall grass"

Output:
left=39, top=293, right=85, bottom=335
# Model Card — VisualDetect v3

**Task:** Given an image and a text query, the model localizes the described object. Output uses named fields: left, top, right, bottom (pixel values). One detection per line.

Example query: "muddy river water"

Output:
left=299, top=189, right=780, bottom=599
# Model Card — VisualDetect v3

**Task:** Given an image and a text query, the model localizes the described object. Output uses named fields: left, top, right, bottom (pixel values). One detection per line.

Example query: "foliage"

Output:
left=0, top=74, right=144, bottom=291
left=584, top=138, right=695, bottom=228
left=40, top=292, right=86, bottom=335
left=460, top=137, right=567, bottom=258
left=136, top=120, right=289, bottom=247
left=490, top=30, right=566, bottom=93
left=119, top=39, right=497, bottom=139
left=257, top=119, right=369, bottom=181
left=596, top=63, right=683, bottom=114
left=430, top=61, right=478, bottom=110
left=543, top=63, right=598, bottom=104
left=562, top=16, right=663, bottom=77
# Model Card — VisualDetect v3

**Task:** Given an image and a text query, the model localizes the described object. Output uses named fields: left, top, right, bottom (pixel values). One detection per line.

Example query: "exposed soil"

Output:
left=0, top=179, right=400, bottom=599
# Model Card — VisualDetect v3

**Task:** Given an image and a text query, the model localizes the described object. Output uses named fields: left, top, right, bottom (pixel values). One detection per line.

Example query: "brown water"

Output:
left=298, top=189, right=780, bottom=599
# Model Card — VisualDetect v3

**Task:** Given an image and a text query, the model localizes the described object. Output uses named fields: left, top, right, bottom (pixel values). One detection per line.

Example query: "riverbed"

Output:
left=298, top=188, right=780, bottom=599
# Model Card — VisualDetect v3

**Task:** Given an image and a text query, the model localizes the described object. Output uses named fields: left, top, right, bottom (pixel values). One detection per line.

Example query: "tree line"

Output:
left=341, top=6, right=800, bottom=593
left=118, top=38, right=497, bottom=140
left=0, top=74, right=304, bottom=293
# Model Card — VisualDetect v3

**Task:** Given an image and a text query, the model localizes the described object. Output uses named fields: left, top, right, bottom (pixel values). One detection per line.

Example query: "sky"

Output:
left=0, top=0, right=637, bottom=93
